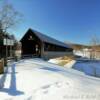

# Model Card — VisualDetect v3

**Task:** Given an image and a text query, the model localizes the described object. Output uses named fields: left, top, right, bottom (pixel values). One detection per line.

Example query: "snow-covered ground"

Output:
left=0, top=58, right=100, bottom=100
left=49, top=58, right=100, bottom=78
left=73, top=60, right=100, bottom=77
left=48, top=59, right=60, bottom=64
left=73, top=50, right=90, bottom=58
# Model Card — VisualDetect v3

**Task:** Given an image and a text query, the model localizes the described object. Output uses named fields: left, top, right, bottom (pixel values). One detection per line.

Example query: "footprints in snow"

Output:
left=34, top=81, right=70, bottom=95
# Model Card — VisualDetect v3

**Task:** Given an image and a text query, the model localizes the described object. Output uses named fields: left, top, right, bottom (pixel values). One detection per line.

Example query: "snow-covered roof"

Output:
left=21, top=28, right=72, bottom=49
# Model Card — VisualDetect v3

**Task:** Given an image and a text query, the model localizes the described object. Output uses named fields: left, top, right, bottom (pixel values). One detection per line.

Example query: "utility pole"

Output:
left=4, top=37, right=8, bottom=66
left=6, top=38, right=8, bottom=66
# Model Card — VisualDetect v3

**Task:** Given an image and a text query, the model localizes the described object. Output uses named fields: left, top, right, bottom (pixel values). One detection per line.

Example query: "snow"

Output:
left=73, top=60, right=100, bottom=77
left=0, top=58, right=100, bottom=100
left=64, top=60, right=76, bottom=68
left=49, top=58, right=100, bottom=77
left=48, top=59, right=60, bottom=64
left=73, top=50, right=90, bottom=58
left=48, top=58, right=76, bottom=68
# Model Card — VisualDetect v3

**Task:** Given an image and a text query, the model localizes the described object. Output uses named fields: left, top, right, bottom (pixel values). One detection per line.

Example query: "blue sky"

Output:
left=0, top=0, right=100, bottom=44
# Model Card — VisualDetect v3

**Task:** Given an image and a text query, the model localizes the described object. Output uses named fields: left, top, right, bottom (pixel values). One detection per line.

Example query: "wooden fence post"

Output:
left=0, top=58, right=4, bottom=74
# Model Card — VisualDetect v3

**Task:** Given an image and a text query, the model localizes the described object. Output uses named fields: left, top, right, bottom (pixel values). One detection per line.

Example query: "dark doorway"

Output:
left=21, top=30, right=41, bottom=58
left=22, top=40, right=41, bottom=57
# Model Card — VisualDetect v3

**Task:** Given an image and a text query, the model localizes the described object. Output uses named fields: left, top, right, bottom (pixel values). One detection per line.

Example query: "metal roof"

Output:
left=21, top=28, right=72, bottom=48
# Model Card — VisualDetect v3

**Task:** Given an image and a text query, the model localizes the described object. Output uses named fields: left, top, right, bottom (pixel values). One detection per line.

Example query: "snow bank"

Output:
left=73, top=60, right=100, bottom=77
left=48, top=58, right=75, bottom=68
left=48, top=59, right=59, bottom=64
left=64, top=60, right=76, bottom=68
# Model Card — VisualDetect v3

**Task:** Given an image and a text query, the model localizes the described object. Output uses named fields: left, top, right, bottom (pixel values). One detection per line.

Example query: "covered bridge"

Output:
left=20, top=28, right=73, bottom=59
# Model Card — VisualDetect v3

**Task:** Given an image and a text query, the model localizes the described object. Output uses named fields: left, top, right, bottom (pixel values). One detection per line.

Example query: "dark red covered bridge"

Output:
left=20, top=28, right=73, bottom=59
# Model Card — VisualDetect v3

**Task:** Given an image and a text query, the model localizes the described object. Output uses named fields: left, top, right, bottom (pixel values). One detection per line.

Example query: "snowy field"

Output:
left=49, top=58, right=100, bottom=78
left=73, top=60, right=100, bottom=77
left=0, top=58, right=100, bottom=100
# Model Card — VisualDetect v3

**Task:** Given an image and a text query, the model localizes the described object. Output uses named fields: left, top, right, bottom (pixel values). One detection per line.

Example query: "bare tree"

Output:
left=90, top=34, right=100, bottom=59
left=0, top=3, right=22, bottom=65
left=90, top=34, right=100, bottom=46
left=0, top=4, right=22, bottom=35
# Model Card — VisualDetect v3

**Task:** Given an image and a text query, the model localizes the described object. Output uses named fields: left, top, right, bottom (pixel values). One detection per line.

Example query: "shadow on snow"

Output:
left=0, top=64, right=24, bottom=96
